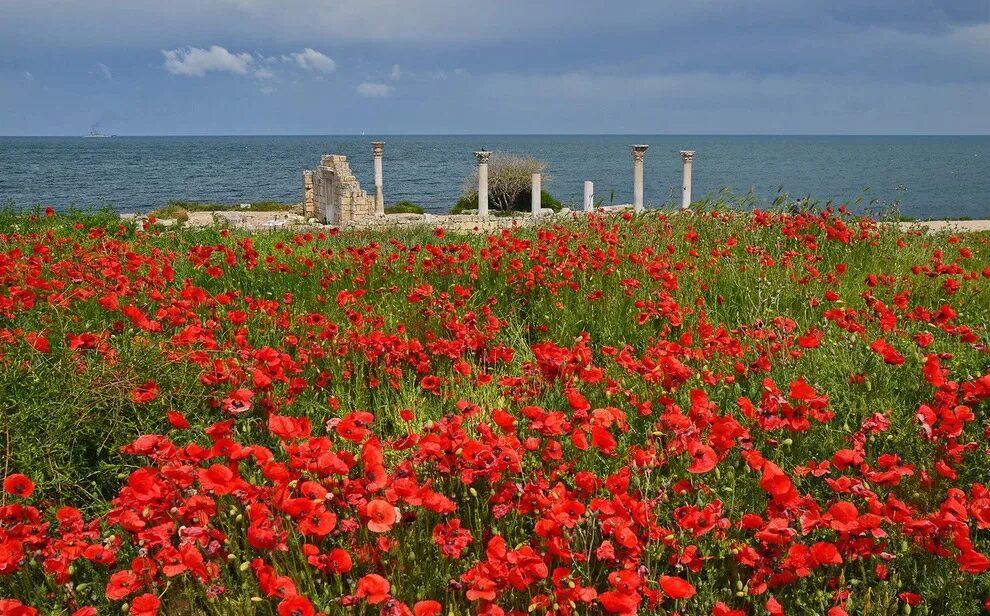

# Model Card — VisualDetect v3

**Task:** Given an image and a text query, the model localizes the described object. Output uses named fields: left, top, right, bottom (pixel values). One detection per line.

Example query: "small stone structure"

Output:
left=308, top=154, right=376, bottom=225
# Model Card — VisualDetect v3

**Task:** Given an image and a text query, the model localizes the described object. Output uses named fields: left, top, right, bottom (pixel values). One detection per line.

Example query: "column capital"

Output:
left=371, top=141, right=385, bottom=157
left=474, top=150, right=492, bottom=164
left=680, top=150, right=695, bottom=163
left=630, top=144, right=649, bottom=162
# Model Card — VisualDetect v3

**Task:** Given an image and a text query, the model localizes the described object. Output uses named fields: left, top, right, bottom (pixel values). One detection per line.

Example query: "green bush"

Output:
left=450, top=190, right=561, bottom=215
left=385, top=200, right=425, bottom=214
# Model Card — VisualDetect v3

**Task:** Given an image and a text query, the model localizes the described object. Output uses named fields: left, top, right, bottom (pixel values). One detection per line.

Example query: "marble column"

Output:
left=474, top=150, right=491, bottom=216
left=584, top=181, right=594, bottom=213
left=372, top=141, right=385, bottom=215
left=530, top=173, right=542, bottom=214
left=631, top=145, right=649, bottom=213
left=680, top=150, right=695, bottom=210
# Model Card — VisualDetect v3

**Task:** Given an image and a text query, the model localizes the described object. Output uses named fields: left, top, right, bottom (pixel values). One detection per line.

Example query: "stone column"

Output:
left=680, top=150, right=695, bottom=210
left=584, top=181, right=594, bottom=213
left=531, top=173, right=541, bottom=214
left=631, top=145, right=649, bottom=213
left=302, top=170, right=315, bottom=219
left=372, top=141, right=385, bottom=215
left=474, top=150, right=491, bottom=216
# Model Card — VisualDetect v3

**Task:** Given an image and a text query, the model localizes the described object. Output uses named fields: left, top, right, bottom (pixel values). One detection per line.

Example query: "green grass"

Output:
left=0, top=200, right=988, bottom=615
left=149, top=200, right=296, bottom=219
left=385, top=200, right=426, bottom=214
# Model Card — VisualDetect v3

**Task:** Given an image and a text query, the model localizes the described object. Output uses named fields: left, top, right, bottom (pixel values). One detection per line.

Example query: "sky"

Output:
left=0, top=0, right=988, bottom=135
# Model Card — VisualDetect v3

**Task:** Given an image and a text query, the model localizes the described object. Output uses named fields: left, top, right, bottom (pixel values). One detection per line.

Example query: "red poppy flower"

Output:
left=414, top=600, right=442, bottom=616
left=686, top=442, right=717, bottom=474
left=659, top=575, right=696, bottom=600
left=197, top=464, right=239, bottom=495
left=366, top=499, right=397, bottom=533
left=810, top=542, right=842, bottom=566
left=0, top=600, right=38, bottom=616
left=277, top=595, right=315, bottom=616
left=130, top=380, right=159, bottom=404
left=355, top=574, right=391, bottom=604
left=130, top=593, right=160, bottom=616
left=3, top=474, right=34, bottom=498
left=599, top=590, right=641, bottom=614
left=166, top=410, right=190, bottom=429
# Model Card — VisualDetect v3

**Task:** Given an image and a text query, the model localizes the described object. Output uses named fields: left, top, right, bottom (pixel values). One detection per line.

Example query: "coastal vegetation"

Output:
left=385, top=200, right=426, bottom=215
left=148, top=201, right=295, bottom=222
left=454, top=152, right=563, bottom=214
left=1, top=204, right=989, bottom=615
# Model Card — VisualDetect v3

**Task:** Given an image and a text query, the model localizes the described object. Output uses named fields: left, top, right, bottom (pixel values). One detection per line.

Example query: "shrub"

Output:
left=451, top=190, right=561, bottom=215
left=385, top=200, right=425, bottom=214
left=148, top=203, right=189, bottom=222
left=461, top=152, right=550, bottom=212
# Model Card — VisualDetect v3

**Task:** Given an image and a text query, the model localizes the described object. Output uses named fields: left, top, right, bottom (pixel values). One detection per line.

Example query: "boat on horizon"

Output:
left=84, top=130, right=114, bottom=138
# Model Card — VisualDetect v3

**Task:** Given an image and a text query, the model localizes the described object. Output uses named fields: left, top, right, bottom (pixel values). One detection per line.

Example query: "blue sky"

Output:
left=1, top=0, right=988, bottom=135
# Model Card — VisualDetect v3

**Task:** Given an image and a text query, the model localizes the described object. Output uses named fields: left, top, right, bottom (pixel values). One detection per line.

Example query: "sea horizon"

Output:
left=2, top=134, right=988, bottom=219
left=3, top=133, right=990, bottom=138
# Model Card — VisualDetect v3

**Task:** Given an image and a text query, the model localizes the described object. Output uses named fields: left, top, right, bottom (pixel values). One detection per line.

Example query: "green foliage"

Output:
left=1, top=199, right=989, bottom=614
left=156, top=200, right=295, bottom=215
left=450, top=190, right=561, bottom=214
left=385, top=200, right=425, bottom=214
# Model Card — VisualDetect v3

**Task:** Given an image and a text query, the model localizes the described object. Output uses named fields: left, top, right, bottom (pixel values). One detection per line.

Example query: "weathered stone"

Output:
left=631, top=145, right=648, bottom=213
left=372, top=142, right=385, bottom=215
left=531, top=173, right=541, bottom=214
left=302, top=171, right=315, bottom=218
left=309, top=155, right=375, bottom=225
left=474, top=151, right=491, bottom=217
left=680, top=150, right=695, bottom=210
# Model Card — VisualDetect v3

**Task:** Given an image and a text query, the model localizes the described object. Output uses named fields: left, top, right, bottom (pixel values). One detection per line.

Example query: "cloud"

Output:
left=254, top=67, right=275, bottom=79
left=259, top=86, right=275, bottom=95
left=357, top=81, right=393, bottom=97
left=389, top=64, right=403, bottom=80
left=471, top=68, right=990, bottom=134
left=97, top=63, right=112, bottom=80
left=163, top=45, right=254, bottom=77
left=286, top=48, right=336, bottom=73
left=23, top=71, right=33, bottom=81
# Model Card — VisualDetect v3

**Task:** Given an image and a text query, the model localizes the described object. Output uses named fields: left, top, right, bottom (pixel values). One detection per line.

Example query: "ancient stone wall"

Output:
left=302, top=170, right=315, bottom=218
left=309, top=154, right=375, bottom=225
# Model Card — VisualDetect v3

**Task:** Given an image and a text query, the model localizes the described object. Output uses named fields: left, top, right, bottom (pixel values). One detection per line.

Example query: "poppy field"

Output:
left=1, top=206, right=989, bottom=615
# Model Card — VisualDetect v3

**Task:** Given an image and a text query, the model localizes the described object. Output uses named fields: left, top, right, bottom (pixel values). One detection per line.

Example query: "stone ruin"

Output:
left=302, top=143, right=698, bottom=231
left=302, top=155, right=375, bottom=225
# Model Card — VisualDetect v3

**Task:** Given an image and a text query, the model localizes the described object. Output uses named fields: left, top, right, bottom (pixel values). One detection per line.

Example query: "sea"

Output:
left=0, top=135, right=988, bottom=219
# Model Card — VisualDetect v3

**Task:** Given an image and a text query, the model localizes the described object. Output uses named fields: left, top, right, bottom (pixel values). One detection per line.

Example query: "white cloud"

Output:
left=286, top=48, right=336, bottom=73
left=23, top=71, right=33, bottom=81
left=259, top=86, right=275, bottom=95
left=389, top=64, right=403, bottom=80
left=162, top=45, right=254, bottom=77
left=254, top=67, right=275, bottom=79
left=97, top=63, right=112, bottom=80
left=357, top=81, right=393, bottom=97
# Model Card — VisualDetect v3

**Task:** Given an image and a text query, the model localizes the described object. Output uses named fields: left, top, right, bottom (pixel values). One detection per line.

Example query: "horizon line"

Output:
left=3, top=133, right=990, bottom=138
